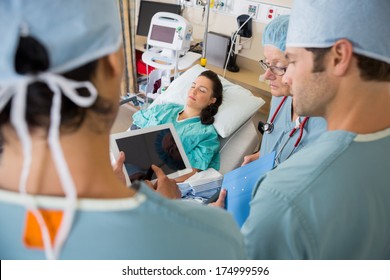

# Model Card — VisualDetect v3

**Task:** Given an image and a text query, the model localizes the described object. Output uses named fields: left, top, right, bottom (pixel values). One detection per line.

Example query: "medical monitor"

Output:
left=136, top=0, right=182, bottom=37
left=110, top=123, right=192, bottom=187
left=147, top=12, right=192, bottom=53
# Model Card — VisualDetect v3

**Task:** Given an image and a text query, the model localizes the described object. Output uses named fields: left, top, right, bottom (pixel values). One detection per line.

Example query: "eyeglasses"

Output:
left=259, top=59, right=287, bottom=76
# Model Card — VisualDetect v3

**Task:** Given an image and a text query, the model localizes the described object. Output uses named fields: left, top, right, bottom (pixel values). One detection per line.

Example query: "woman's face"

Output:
left=263, top=45, right=291, bottom=97
left=186, top=75, right=216, bottom=111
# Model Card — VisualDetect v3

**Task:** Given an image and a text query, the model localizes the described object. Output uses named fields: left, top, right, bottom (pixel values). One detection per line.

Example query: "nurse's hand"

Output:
left=150, top=165, right=181, bottom=199
left=241, top=151, right=260, bottom=166
left=209, top=189, right=226, bottom=209
left=113, top=151, right=126, bottom=186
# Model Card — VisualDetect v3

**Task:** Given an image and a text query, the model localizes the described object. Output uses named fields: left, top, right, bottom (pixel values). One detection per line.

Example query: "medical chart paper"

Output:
left=223, top=151, right=276, bottom=227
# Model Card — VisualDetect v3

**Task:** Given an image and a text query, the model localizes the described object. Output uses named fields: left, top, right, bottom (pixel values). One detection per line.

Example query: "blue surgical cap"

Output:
left=286, top=0, right=390, bottom=64
left=0, top=0, right=122, bottom=83
left=0, top=1, right=20, bottom=84
left=262, top=15, right=289, bottom=52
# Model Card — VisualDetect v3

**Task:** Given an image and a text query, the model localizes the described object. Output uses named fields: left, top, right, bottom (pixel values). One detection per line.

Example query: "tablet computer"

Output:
left=110, top=123, right=192, bottom=186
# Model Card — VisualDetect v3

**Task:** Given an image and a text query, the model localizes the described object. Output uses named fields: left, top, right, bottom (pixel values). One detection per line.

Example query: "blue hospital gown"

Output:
left=0, top=182, right=246, bottom=259
left=260, top=96, right=327, bottom=163
left=242, top=128, right=390, bottom=259
left=132, top=103, right=220, bottom=170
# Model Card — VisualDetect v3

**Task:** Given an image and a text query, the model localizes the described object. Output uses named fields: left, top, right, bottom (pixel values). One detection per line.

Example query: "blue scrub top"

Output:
left=260, top=96, right=327, bottom=164
left=243, top=128, right=390, bottom=259
left=0, top=182, right=246, bottom=259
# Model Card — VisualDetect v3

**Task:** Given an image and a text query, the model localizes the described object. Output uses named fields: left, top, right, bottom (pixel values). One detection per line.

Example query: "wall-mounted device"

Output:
left=226, top=14, right=253, bottom=73
left=236, top=14, right=252, bottom=38
left=226, top=42, right=239, bottom=72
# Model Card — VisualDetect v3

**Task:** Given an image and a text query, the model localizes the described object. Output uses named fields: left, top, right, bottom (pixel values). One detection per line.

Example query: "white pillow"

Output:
left=150, top=64, right=265, bottom=138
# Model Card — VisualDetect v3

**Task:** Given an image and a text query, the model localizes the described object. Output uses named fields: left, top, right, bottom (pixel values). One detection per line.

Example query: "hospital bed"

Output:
left=113, top=64, right=264, bottom=174
left=113, top=103, right=261, bottom=175
left=218, top=118, right=260, bottom=174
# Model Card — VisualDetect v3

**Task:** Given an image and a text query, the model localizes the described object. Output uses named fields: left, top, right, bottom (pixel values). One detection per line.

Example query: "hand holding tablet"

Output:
left=110, top=123, right=192, bottom=187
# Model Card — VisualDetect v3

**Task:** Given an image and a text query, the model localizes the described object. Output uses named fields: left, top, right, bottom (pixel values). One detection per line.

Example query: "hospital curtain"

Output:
left=118, top=0, right=137, bottom=96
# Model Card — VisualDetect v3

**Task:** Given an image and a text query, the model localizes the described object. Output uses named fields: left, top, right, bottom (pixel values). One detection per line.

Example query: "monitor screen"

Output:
left=136, top=0, right=182, bottom=37
left=150, top=24, right=176, bottom=43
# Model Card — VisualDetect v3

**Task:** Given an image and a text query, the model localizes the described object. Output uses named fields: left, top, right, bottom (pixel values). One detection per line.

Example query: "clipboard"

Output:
left=223, top=151, right=276, bottom=227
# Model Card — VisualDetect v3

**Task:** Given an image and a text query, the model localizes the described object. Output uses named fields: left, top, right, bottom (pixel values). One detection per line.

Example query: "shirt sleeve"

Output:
left=132, top=104, right=172, bottom=128
left=186, top=128, right=220, bottom=171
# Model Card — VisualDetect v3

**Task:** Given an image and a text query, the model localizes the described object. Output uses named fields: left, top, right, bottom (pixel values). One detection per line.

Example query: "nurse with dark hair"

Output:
left=0, top=0, right=245, bottom=260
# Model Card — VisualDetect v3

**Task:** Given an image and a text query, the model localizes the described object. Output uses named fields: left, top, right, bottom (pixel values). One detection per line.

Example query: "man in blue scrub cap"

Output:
left=0, top=0, right=246, bottom=259
left=240, top=0, right=390, bottom=259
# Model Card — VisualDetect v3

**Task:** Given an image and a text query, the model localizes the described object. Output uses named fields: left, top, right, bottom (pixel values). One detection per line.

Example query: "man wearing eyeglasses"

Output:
left=241, top=15, right=326, bottom=167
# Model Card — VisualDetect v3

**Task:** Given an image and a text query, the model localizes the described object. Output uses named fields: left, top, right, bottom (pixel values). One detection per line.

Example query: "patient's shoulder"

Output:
left=203, top=122, right=219, bottom=135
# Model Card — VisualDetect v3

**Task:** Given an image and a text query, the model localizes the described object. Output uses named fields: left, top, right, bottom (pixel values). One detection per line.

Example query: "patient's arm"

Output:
left=174, top=168, right=199, bottom=183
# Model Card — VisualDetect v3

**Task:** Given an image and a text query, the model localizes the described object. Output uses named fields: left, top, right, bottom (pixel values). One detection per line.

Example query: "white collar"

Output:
left=354, top=127, right=390, bottom=142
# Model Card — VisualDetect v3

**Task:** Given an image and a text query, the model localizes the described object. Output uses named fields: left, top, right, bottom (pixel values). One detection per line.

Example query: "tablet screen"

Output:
left=111, top=124, right=192, bottom=185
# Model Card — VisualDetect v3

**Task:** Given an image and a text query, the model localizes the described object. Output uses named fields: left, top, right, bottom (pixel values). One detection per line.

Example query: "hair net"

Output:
left=262, top=14, right=289, bottom=52
left=286, top=0, right=390, bottom=64
left=0, top=0, right=122, bottom=259
left=0, top=0, right=122, bottom=81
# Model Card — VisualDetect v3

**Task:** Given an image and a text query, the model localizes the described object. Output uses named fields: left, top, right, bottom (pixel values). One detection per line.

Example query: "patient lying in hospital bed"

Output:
left=113, top=64, right=265, bottom=192
left=149, top=64, right=265, bottom=174
left=131, top=70, right=223, bottom=182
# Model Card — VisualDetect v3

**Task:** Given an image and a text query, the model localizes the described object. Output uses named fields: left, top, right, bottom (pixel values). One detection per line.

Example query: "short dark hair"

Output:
left=354, top=53, right=390, bottom=82
left=198, top=70, right=223, bottom=125
left=305, top=47, right=331, bottom=73
left=306, top=47, right=390, bottom=81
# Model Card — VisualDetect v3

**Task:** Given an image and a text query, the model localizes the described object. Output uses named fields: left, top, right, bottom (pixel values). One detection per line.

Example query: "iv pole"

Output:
left=200, top=0, right=210, bottom=67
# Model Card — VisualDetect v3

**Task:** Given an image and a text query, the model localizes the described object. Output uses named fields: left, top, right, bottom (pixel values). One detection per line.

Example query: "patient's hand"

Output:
left=150, top=165, right=181, bottom=199
left=241, top=151, right=260, bottom=166
left=113, top=151, right=126, bottom=185
left=174, top=168, right=198, bottom=183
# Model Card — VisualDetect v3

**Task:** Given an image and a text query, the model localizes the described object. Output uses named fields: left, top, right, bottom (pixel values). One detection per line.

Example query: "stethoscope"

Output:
left=261, top=95, right=310, bottom=165
left=274, top=116, right=310, bottom=166
left=262, top=96, right=288, bottom=134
